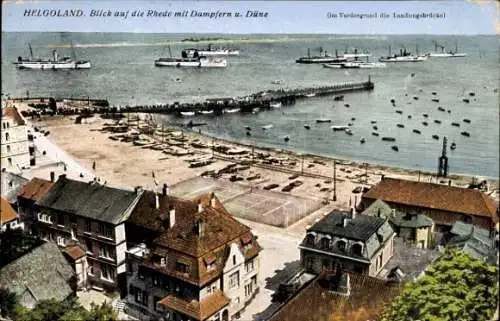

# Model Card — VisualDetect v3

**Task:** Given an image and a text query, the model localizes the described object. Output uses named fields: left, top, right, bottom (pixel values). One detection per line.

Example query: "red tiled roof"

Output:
left=363, top=178, right=498, bottom=221
left=158, top=290, right=229, bottom=321
left=63, top=245, right=86, bottom=261
left=2, top=107, right=25, bottom=126
left=133, top=191, right=261, bottom=286
left=17, top=178, right=55, bottom=202
left=269, top=271, right=400, bottom=321
left=0, top=197, right=17, bottom=225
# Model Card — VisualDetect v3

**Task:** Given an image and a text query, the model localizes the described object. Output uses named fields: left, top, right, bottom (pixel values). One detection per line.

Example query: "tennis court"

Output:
left=170, top=177, right=323, bottom=227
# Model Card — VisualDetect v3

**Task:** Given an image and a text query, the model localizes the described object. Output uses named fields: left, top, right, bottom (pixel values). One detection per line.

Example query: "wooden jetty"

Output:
left=11, top=77, right=374, bottom=117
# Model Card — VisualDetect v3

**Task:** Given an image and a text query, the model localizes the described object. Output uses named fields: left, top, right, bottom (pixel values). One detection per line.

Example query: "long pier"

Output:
left=10, top=77, right=374, bottom=117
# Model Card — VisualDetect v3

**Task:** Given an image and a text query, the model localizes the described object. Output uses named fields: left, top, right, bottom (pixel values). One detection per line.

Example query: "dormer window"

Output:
left=306, top=234, right=315, bottom=245
left=337, top=240, right=346, bottom=252
left=176, top=262, right=189, bottom=274
left=320, top=237, right=331, bottom=250
left=351, top=243, right=363, bottom=256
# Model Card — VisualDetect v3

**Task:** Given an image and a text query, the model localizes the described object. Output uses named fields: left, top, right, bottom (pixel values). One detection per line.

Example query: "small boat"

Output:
left=447, top=110, right=451, bottom=113
left=463, top=98, right=470, bottom=103
left=413, top=129, right=421, bottom=134
left=348, top=123, right=353, bottom=127
left=396, top=110, right=403, bottom=114
left=432, top=135, right=439, bottom=140
left=432, top=98, right=440, bottom=103
left=246, top=131, right=251, bottom=136
left=370, top=120, right=377, bottom=124
left=423, top=114, right=428, bottom=118
left=271, top=80, right=283, bottom=85
left=305, top=93, right=316, bottom=98
left=225, top=108, right=240, bottom=113
left=413, top=96, right=419, bottom=100
left=262, top=124, right=274, bottom=130
left=284, top=136, right=290, bottom=142
left=200, top=110, right=214, bottom=115
left=360, top=138, right=366, bottom=144
left=461, top=131, right=470, bottom=137
left=244, top=126, right=251, bottom=130
left=391, top=145, right=399, bottom=152
left=437, top=107, right=445, bottom=112
left=469, top=92, right=475, bottom=97
left=463, top=118, right=471, bottom=123
left=270, top=102, right=282, bottom=108
left=373, top=125, right=378, bottom=130
left=344, top=104, right=350, bottom=108
left=334, top=95, right=344, bottom=101
left=450, top=142, right=457, bottom=150
left=344, top=128, right=353, bottom=135
left=451, top=122, right=460, bottom=127
left=422, top=121, right=428, bottom=126
left=382, top=137, right=396, bottom=142
left=316, top=119, right=331, bottom=123
left=351, top=117, right=356, bottom=121
left=432, top=92, right=437, bottom=95
left=434, top=120, right=442, bottom=124
left=390, top=98, right=396, bottom=104
left=180, top=111, right=195, bottom=117
left=332, top=125, right=349, bottom=131
left=304, top=124, right=311, bottom=130
left=397, top=124, right=405, bottom=128
left=186, top=120, right=206, bottom=127
left=372, top=132, right=380, bottom=136
left=408, top=115, right=412, bottom=119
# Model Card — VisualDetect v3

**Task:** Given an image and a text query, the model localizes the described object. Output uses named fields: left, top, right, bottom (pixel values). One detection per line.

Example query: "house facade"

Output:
left=125, top=190, right=261, bottom=321
left=299, top=209, right=395, bottom=276
left=34, top=175, right=142, bottom=292
left=360, top=177, right=499, bottom=232
left=1, top=106, right=34, bottom=171
left=362, top=199, right=434, bottom=248
left=17, top=175, right=55, bottom=233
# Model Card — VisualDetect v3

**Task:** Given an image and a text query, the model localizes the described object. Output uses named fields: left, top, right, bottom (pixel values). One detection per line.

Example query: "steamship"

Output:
left=14, top=44, right=91, bottom=70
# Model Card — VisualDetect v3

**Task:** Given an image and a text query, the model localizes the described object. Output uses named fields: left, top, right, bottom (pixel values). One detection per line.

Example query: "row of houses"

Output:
left=1, top=169, right=498, bottom=321
left=1, top=173, right=262, bottom=321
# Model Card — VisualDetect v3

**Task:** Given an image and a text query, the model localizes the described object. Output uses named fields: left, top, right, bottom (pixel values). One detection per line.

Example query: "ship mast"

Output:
left=28, top=43, right=34, bottom=60
left=70, top=41, right=77, bottom=60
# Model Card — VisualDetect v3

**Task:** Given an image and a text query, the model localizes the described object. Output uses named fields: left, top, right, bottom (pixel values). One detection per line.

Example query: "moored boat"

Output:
left=461, top=131, right=470, bottom=137
left=413, top=129, right=421, bottom=134
left=270, top=102, right=282, bottom=108
left=372, top=132, right=380, bottom=136
left=463, top=118, right=471, bottom=123
left=304, top=124, right=311, bottom=130
left=331, top=125, right=349, bottom=131
left=224, top=108, right=240, bottom=113
left=450, top=142, right=457, bottom=150
left=382, top=137, right=396, bottom=142
left=391, top=145, right=399, bottom=152
left=432, top=135, right=439, bottom=140
left=451, top=122, right=460, bottom=127
left=316, top=119, right=331, bottom=123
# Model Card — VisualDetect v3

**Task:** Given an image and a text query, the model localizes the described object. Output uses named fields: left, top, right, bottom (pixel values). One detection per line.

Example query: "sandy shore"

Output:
left=17, top=100, right=498, bottom=219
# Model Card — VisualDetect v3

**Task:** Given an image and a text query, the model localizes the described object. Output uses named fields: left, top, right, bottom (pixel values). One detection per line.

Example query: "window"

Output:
left=99, top=245, right=112, bottom=259
left=6, top=145, right=10, bottom=153
left=320, top=237, right=330, bottom=249
left=135, top=290, right=148, bottom=306
left=354, top=266, right=364, bottom=274
left=245, top=283, right=253, bottom=297
left=84, top=220, right=91, bottom=233
left=351, top=243, right=363, bottom=256
left=57, top=236, right=66, bottom=246
left=98, top=223, right=113, bottom=239
left=57, top=214, right=64, bottom=226
left=322, top=258, right=330, bottom=269
left=85, top=239, right=93, bottom=253
left=153, top=275, right=161, bottom=286
left=207, top=263, right=216, bottom=272
left=7, top=158, right=12, bottom=166
left=245, top=260, right=254, bottom=273
left=176, top=262, right=189, bottom=274
left=232, top=255, right=236, bottom=265
left=229, top=271, right=240, bottom=289
left=306, top=234, right=315, bottom=245
left=337, top=240, right=346, bottom=252
left=101, top=264, right=115, bottom=281
left=5, top=133, right=9, bottom=141
left=88, top=261, right=94, bottom=276
left=127, top=261, right=134, bottom=274
left=305, top=257, right=314, bottom=270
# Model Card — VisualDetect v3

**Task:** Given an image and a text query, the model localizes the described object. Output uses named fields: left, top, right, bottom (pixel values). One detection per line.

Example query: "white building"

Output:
left=1, top=106, right=34, bottom=172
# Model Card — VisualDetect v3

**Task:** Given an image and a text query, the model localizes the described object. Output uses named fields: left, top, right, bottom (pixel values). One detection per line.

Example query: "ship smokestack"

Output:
left=53, top=50, right=58, bottom=62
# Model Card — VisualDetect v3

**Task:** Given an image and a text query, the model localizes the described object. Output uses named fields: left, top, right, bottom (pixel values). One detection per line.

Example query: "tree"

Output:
left=0, top=287, right=18, bottom=318
left=381, top=249, right=499, bottom=321
left=85, top=301, right=118, bottom=321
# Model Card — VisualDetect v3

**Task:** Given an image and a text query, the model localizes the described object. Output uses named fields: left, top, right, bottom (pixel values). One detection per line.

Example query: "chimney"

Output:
left=50, top=171, right=55, bottom=182
left=162, top=184, right=168, bottom=196
left=354, top=196, right=357, bottom=208
left=198, top=200, right=203, bottom=213
left=169, top=206, right=176, bottom=228
left=342, top=215, right=349, bottom=228
left=352, top=207, right=356, bottom=220
left=391, top=208, right=396, bottom=217
left=197, top=220, right=205, bottom=237
left=210, top=192, right=216, bottom=207
left=155, top=193, right=160, bottom=210
left=377, top=208, right=381, bottom=217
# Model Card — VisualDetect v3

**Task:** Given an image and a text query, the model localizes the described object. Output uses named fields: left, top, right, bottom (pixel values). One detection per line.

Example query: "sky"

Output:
left=1, top=0, right=498, bottom=35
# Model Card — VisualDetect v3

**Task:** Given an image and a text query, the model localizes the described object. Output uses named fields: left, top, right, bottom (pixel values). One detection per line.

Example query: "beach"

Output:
left=18, top=98, right=498, bottom=233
